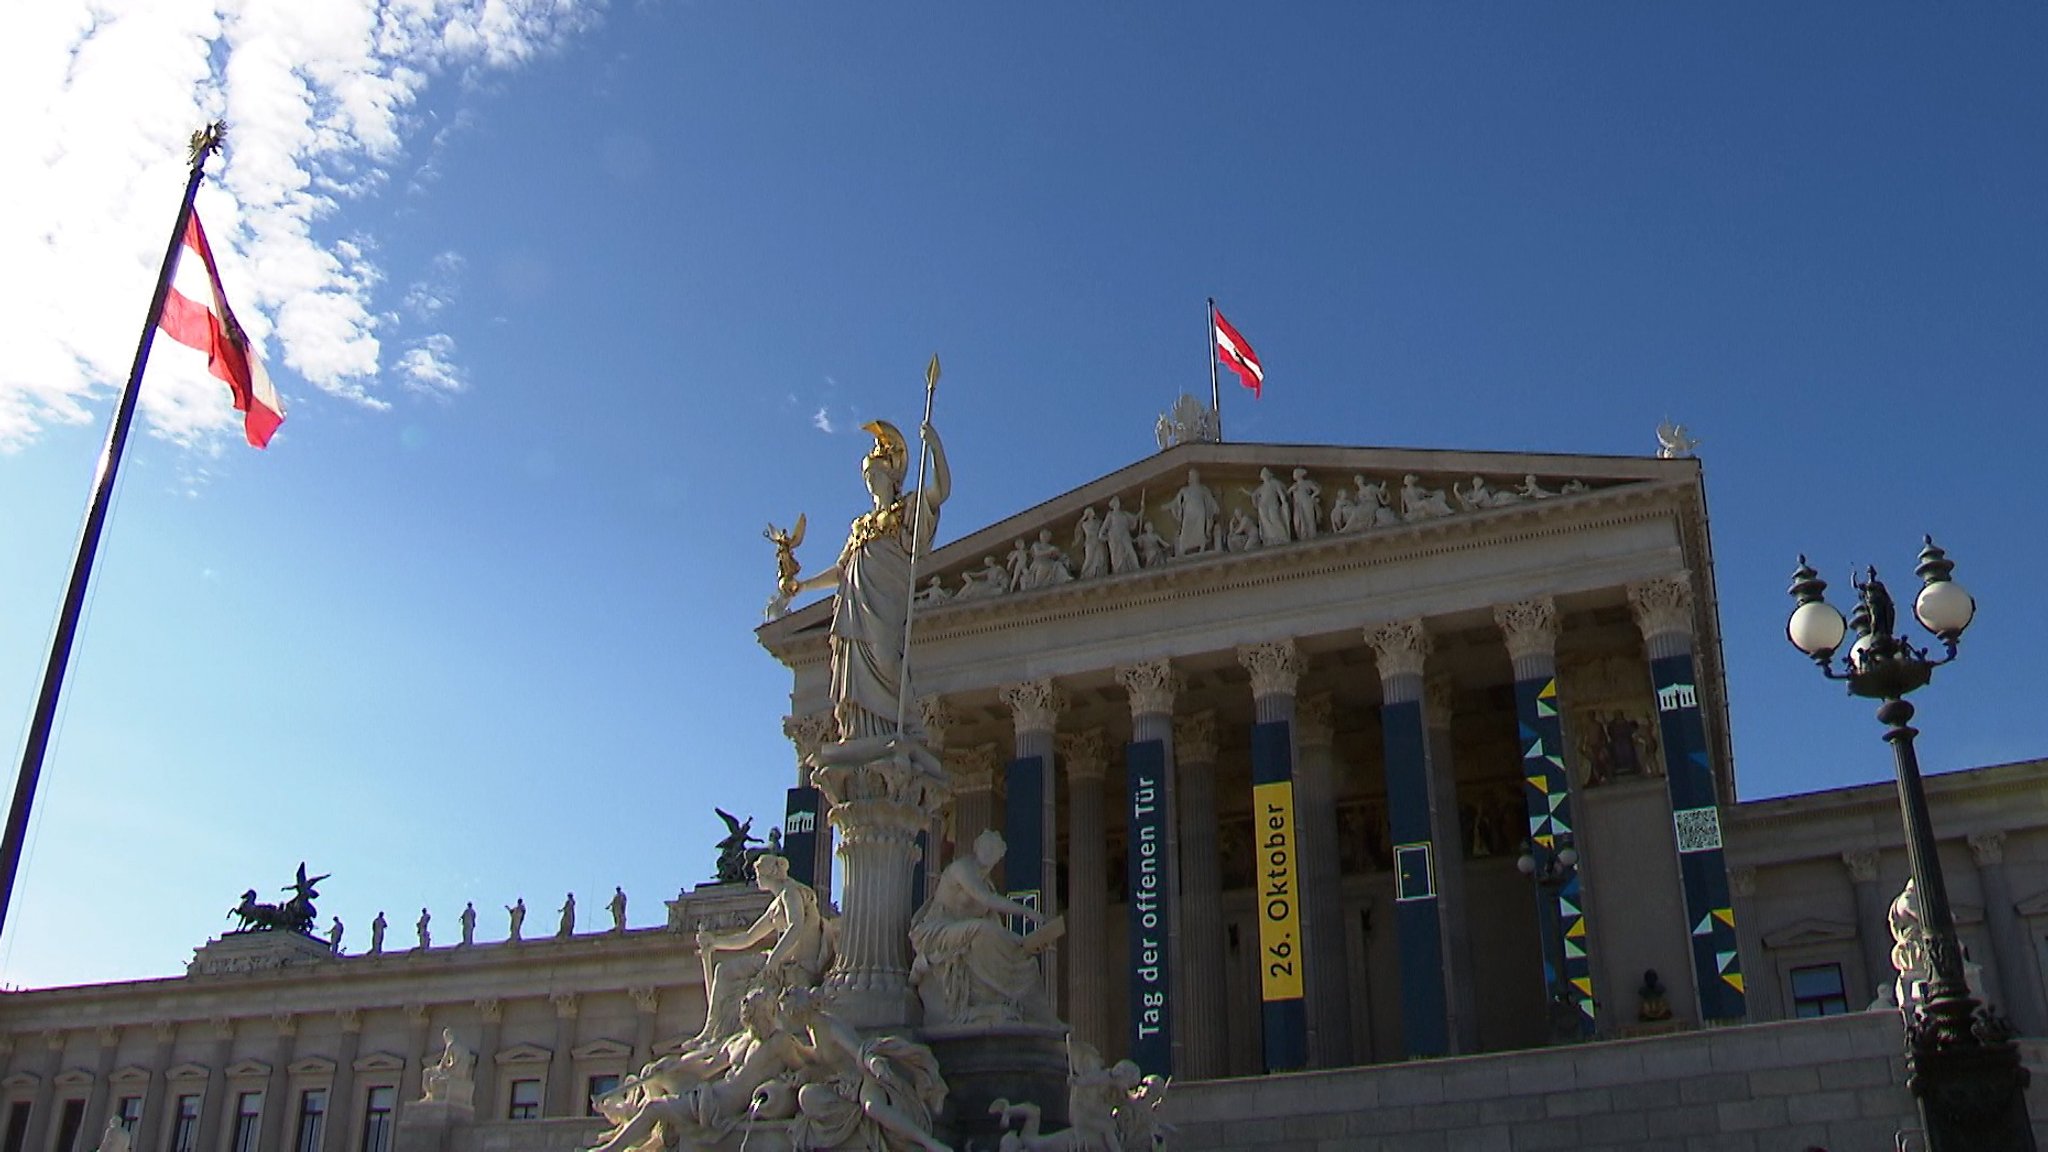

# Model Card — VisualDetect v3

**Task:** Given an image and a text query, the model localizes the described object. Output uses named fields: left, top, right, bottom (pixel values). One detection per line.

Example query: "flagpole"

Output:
left=1206, top=297, right=1223, bottom=442
left=892, top=355, right=942, bottom=739
left=0, top=123, right=226, bottom=943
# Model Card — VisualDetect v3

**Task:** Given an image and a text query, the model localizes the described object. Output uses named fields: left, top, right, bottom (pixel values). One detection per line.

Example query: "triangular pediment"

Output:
left=288, top=1057, right=335, bottom=1077
left=225, top=1059, right=270, bottom=1079
left=352, top=1052, right=403, bottom=1073
left=1762, top=917, right=1858, bottom=949
left=571, top=1039, right=631, bottom=1061
left=54, top=1069, right=94, bottom=1088
left=110, top=1066, right=151, bottom=1086
left=2017, top=889, right=2048, bottom=917
left=166, top=1063, right=210, bottom=1083
left=494, top=1043, right=552, bottom=1065
left=762, top=440, right=1695, bottom=647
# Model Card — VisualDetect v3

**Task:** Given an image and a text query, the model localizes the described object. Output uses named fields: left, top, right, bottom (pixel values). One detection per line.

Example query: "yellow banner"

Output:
left=1253, top=780, right=1305, bottom=1002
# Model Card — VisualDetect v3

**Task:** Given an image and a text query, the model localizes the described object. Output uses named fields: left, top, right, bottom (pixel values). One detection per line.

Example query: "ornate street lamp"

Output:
left=1785, top=538, right=2034, bottom=1151
left=1517, top=834, right=1583, bottom=1042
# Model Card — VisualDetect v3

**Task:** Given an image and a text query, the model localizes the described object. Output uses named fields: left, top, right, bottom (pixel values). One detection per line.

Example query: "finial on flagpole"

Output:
left=188, top=121, right=227, bottom=172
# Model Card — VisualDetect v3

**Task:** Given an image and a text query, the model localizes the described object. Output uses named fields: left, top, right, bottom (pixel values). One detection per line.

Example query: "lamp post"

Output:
left=1784, top=538, right=2035, bottom=1151
left=1517, top=834, right=1583, bottom=1042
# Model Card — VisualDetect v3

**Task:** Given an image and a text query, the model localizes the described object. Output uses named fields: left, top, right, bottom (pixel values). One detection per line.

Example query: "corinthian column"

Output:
left=1060, top=729, right=1112, bottom=1051
left=1292, top=692, right=1353, bottom=1068
left=1424, top=677, right=1477, bottom=1054
left=948, top=743, right=1001, bottom=864
left=1969, top=833, right=2048, bottom=1035
left=1364, top=619, right=1451, bottom=1058
left=1118, top=659, right=1183, bottom=1076
left=917, top=695, right=958, bottom=902
left=1238, top=639, right=1324, bottom=1071
left=1843, top=849, right=1890, bottom=1005
left=1629, top=574, right=1746, bottom=1023
left=1173, top=711, right=1228, bottom=1079
left=1000, top=678, right=1067, bottom=1000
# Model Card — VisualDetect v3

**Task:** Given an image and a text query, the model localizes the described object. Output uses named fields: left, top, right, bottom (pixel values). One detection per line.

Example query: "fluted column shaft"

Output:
left=195, top=1025, right=234, bottom=1152
left=628, top=991, right=658, bottom=1072
left=23, top=1033, right=60, bottom=1152
left=84, top=1030, right=117, bottom=1145
left=1062, top=731, right=1111, bottom=1052
left=1002, top=679, right=1065, bottom=1004
left=1173, top=713, right=1228, bottom=1080
left=1292, top=694, right=1352, bottom=1068
left=1367, top=618, right=1451, bottom=1058
left=1120, top=660, right=1185, bottom=1077
left=1239, top=640, right=1316, bottom=1072
left=948, top=744, right=999, bottom=866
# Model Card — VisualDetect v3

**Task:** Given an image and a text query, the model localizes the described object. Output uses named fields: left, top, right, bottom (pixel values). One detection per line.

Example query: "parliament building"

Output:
left=4, top=426, right=2047, bottom=1150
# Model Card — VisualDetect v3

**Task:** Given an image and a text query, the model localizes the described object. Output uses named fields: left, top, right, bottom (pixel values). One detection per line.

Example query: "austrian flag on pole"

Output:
left=158, top=211, right=285, bottom=447
left=1213, top=307, right=1264, bottom=398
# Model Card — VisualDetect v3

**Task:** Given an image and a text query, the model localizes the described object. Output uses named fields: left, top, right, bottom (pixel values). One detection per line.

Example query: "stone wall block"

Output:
left=1676, top=1070, right=1749, bottom=1105
left=1376, top=1070, right=1445, bottom=1107
left=1508, top=1117, right=1582, bottom=1152
left=1715, top=1096, right=1787, bottom=1131
left=1443, top=1128, right=1511, bottom=1152
left=1572, top=1042, right=1645, bottom=1088
left=1681, top=1133, right=1758, bottom=1152
left=1638, top=1038, right=1715, bottom=1079
left=1541, top=1087, right=1614, bottom=1118
left=1503, top=1057, right=1575, bottom=1096
left=1744, top=1063, right=1819, bottom=1096
left=1814, top=1056, right=1896, bottom=1091
left=1784, top=1089, right=1862, bottom=1125
left=1573, top=1110, right=1650, bottom=1146
left=1438, top=1061, right=1509, bottom=1099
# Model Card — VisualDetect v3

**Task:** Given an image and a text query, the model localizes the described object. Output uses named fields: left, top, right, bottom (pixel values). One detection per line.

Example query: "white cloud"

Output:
left=811, top=407, right=834, bottom=434
left=0, top=0, right=602, bottom=451
left=398, top=333, right=465, bottom=398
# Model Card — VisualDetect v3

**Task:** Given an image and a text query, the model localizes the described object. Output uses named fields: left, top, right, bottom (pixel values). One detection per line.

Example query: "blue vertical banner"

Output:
left=782, top=786, right=823, bottom=890
left=1380, top=700, right=1450, bottom=1058
left=1649, top=654, right=1747, bottom=1022
left=911, top=828, right=931, bottom=912
left=1003, top=756, right=1046, bottom=933
left=1249, top=721, right=1307, bottom=1073
left=1513, top=677, right=1596, bottom=1036
left=1125, top=739, right=1173, bottom=1077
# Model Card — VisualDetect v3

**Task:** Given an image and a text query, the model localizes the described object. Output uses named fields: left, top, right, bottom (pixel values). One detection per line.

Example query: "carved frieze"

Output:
left=948, top=742, right=1000, bottom=793
left=782, top=712, right=833, bottom=761
left=1842, top=849, right=1881, bottom=885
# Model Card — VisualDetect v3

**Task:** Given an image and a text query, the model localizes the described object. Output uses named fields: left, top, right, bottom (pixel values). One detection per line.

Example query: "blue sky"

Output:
left=2, top=2, right=2045, bottom=988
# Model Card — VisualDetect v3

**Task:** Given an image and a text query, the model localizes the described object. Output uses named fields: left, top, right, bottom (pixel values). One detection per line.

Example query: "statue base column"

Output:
left=813, top=745, right=950, bottom=1031
left=923, top=1025, right=1071, bottom=1148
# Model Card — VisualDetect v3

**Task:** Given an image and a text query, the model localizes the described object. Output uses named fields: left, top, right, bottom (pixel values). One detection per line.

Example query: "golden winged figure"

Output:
left=762, top=514, right=807, bottom=619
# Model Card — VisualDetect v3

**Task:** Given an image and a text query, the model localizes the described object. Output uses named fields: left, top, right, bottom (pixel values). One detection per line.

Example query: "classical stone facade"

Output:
left=5, top=437, right=2048, bottom=1152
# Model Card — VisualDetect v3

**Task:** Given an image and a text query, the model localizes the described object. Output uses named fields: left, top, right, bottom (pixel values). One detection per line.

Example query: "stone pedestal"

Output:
left=393, top=1100, right=471, bottom=1152
left=813, top=746, right=951, bottom=1030
left=924, top=1026, right=1071, bottom=1147
left=187, top=930, right=334, bottom=976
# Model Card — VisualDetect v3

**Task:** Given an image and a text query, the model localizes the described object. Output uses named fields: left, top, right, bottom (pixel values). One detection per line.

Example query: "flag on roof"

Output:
left=1212, top=305, right=1264, bottom=398
left=158, top=211, right=284, bottom=448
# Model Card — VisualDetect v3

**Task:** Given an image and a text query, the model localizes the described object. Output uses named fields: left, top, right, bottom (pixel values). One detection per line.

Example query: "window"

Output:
left=584, top=1076, right=620, bottom=1118
left=231, top=1092, right=263, bottom=1152
left=360, top=1088, right=394, bottom=1152
left=1791, top=962, right=1850, bottom=1018
left=116, top=1099, right=142, bottom=1134
left=506, top=1080, right=542, bottom=1122
left=293, top=1090, right=326, bottom=1152
left=52, top=1101, right=84, bottom=1152
left=171, top=1097, right=201, bottom=1152
left=1, top=1102, right=28, bottom=1152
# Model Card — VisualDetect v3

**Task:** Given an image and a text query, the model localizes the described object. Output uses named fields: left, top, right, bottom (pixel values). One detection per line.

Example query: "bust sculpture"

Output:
left=910, top=829, right=1065, bottom=1028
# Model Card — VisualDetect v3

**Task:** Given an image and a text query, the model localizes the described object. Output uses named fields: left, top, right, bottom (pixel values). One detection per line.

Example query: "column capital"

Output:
left=1627, top=575, right=1695, bottom=643
left=551, top=992, right=580, bottom=1019
left=474, top=999, right=502, bottom=1023
left=151, top=1020, right=178, bottom=1043
left=1116, top=660, right=1181, bottom=718
left=1492, top=597, right=1560, bottom=663
left=1363, top=619, right=1431, bottom=681
left=1295, top=692, right=1335, bottom=748
left=999, top=678, right=1067, bottom=736
left=917, top=695, right=957, bottom=750
left=1729, top=865, right=1757, bottom=899
left=628, top=987, right=660, bottom=1015
left=1969, top=831, right=2007, bottom=867
left=45, top=1029, right=68, bottom=1051
left=402, top=1003, right=429, bottom=1028
left=782, top=712, right=834, bottom=778
left=1842, top=848, right=1881, bottom=884
left=271, top=1014, right=297, bottom=1038
left=1059, top=730, right=1111, bottom=782
left=1237, top=639, right=1301, bottom=700
left=336, top=1010, right=362, bottom=1035
left=1173, top=711, right=1220, bottom=765
left=96, top=1026, right=121, bottom=1049
left=948, top=743, right=1000, bottom=792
